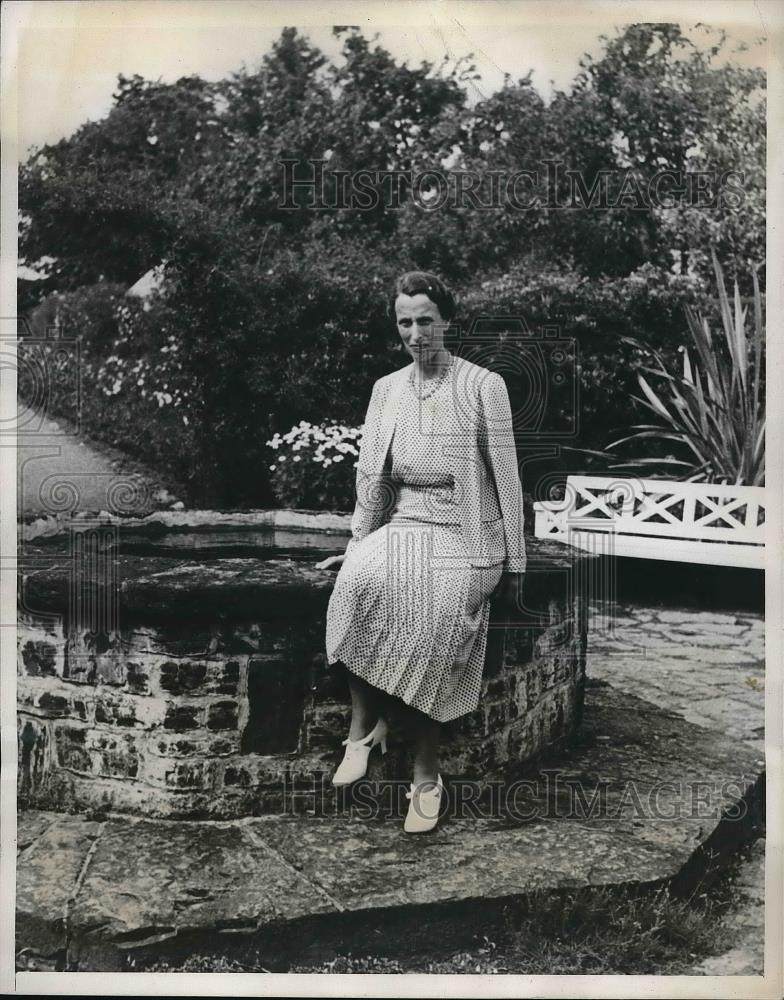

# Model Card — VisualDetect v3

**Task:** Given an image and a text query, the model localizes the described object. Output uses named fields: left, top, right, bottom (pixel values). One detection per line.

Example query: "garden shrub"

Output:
left=17, top=25, right=764, bottom=508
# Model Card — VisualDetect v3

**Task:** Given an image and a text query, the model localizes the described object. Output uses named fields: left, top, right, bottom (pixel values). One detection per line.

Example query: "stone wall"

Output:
left=17, top=513, right=594, bottom=818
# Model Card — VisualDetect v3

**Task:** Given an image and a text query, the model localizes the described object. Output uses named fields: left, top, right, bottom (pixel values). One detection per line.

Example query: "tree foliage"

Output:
left=18, top=24, right=766, bottom=505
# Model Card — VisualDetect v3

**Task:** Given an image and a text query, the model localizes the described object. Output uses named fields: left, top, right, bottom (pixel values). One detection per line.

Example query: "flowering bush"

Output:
left=266, top=420, right=362, bottom=510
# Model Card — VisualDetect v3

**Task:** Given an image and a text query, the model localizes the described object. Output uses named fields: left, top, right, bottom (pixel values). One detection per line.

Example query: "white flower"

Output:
left=147, top=135, right=158, bottom=145
left=269, top=464, right=276, bottom=471
left=323, top=149, right=334, bottom=161
left=332, top=455, right=344, bottom=463
left=440, top=144, right=462, bottom=169
left=293, top=455, right=301, bottom=462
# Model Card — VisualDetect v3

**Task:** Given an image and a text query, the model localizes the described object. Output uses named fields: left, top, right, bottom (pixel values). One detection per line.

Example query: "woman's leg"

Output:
left=408, top=705, right=441, bottom=784
left=347, top=671, right=385, bottom=740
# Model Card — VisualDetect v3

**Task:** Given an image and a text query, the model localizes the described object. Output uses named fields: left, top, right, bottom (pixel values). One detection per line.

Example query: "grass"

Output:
left=288, top=883, right=732, bottom=976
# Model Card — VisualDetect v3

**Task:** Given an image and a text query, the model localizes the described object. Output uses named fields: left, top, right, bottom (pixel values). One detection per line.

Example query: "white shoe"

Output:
left=404, top=774, right=444, bottom=834
left=332, top=718, right=388, bottom=786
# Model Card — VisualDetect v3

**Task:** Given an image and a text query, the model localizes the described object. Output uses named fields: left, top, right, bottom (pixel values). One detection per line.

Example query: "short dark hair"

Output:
left=389, top=271, right=456, bottom=323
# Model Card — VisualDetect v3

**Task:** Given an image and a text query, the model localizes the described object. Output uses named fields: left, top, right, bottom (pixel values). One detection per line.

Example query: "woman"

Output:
left=315, top=271, right=526, bottom=834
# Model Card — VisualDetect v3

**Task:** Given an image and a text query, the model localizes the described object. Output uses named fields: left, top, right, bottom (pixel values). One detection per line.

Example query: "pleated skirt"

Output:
left=325, top=517, right=503, bottom=723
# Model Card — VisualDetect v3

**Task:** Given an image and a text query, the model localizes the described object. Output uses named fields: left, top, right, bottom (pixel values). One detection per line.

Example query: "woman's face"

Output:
left=394, top=293, right=447, bottom=363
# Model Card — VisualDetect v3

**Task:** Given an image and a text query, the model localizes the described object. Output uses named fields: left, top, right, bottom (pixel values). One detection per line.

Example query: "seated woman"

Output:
left=316, top=270, right=526, bottom=834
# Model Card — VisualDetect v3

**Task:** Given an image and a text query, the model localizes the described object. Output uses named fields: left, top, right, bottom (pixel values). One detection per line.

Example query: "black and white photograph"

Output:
left=1, top=0, right=781, bottom=995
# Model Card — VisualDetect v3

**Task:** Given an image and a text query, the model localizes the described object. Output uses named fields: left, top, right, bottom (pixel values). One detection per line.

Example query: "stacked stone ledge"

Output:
left=17, top=514, right=595, bottom=818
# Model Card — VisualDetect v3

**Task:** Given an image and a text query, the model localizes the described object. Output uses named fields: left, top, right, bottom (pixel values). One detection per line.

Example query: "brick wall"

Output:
left=17, top=606, right=586, bottom=817
left=17, top=523, right=592, bottom=818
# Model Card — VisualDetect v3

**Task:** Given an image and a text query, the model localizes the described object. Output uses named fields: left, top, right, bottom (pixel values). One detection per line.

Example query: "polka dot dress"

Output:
left=325, top=361, right=506, bottom=723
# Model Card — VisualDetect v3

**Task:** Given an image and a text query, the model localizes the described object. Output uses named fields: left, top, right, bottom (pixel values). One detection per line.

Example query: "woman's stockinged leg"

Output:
left=408, top=705, right=441, bottom=785
left=347, top=672, right=385, bottom=740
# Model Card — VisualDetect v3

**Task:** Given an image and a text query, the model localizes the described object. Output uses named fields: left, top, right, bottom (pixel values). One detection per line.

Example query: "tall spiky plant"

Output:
left=606, top=252, right=765, bottom=485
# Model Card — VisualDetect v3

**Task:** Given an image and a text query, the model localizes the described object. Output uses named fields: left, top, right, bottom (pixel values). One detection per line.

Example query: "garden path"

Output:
left=17, top=412, right=184, bottom=517
left=586, top=602, right=765, bottom=754
left=586, top=601, right=766, bottom=977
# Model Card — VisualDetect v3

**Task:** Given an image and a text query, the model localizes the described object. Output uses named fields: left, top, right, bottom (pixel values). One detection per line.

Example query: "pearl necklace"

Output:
left=407, top=354, right=454, bottom=401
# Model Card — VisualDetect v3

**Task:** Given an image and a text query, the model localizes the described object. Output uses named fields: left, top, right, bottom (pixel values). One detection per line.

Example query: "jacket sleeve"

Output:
left=480, top=373, right=527, bottom=573
left=344, top=379, right=396, bottom=559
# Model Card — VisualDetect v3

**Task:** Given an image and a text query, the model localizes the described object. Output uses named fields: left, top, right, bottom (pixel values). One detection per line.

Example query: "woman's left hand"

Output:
left=315, top=553, right=346, bottom=570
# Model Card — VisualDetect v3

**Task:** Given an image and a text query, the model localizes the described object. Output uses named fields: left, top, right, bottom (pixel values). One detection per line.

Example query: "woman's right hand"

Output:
left=314, top=553, right=346, bottom=570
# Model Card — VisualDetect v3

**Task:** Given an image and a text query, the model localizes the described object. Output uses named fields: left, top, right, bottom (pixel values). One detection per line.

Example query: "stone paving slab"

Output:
left=16, top=811, right=57, bottom=852
left=67, top=815, right=337, bottom=969
left=15, top=680, right=764, bottom=971
left=537, top=683, right=762, bottom=865
left=586, top=604, right=765, bottom=749
left=248, top=814, right=682, bottom=915
left=15, top=815, right=102, bottom=962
